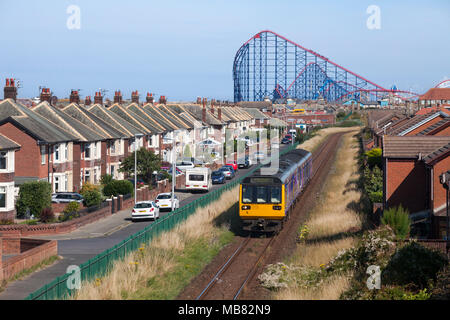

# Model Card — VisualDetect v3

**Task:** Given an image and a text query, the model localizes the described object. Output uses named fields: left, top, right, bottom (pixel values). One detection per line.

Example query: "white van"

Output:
left=185, top=167, right=212, bottom=192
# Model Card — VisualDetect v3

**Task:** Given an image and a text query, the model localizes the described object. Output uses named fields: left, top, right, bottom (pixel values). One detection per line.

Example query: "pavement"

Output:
left=0, top=154, right=271, bottom=300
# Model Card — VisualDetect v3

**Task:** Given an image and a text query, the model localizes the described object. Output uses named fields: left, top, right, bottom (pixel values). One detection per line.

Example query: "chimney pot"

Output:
left=4, top=78, right=18, bottom=101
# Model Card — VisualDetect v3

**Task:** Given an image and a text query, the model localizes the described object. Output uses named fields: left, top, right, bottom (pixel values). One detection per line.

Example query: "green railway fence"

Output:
left=25, top=143, right=299, bottom=300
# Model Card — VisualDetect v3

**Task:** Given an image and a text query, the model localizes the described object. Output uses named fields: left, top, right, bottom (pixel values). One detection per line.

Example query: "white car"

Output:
left=155, top=192, right=180, bottom=211
left=131, top=201, right=160, bottom=222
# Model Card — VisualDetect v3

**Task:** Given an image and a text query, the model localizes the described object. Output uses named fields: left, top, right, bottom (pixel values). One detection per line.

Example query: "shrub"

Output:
left=81, top=188, right=102, bottom=207
left=103, top=180, right=134, bottom=197
left=381, top=205, right=411, bottom=240
left=100, top=174, right=114, bottom=186
left=39, top=207, right=55, bottom=223
left=430, top=266, right=450, bottom=300
left=80, top=181, right=100, bottom=194
left=365, top=148, right=382, bottom=168
left=63, top=201, right=80, bottom=214
left=382, top=242, right=448, bottom=289
left=16, top=181, right=52, bottom=219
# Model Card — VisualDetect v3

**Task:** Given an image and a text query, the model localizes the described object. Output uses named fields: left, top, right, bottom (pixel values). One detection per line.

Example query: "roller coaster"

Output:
left=233, top=30, right=419, bottom=103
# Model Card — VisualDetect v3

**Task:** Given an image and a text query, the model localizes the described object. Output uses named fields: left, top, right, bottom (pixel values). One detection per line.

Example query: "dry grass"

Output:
left=298, top=126, right=360, bottom=152
left=273, top=129, right=364, bottom=300
left=72, top=186, right=239, bottom=300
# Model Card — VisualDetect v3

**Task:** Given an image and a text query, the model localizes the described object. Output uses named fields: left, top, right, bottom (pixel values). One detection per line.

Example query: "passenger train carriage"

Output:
left=239, top=149, right=312, bottom=232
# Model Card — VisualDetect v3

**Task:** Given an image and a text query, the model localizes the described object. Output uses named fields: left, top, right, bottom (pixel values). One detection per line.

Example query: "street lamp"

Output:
left=439, top=171, right=450, bottom=246
left=164, top=135, right=177, bottom=211
left=134, top=133, right=144, bottom=204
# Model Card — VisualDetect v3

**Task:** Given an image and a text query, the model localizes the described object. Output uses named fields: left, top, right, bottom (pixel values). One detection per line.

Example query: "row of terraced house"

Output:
left=367, top=86, right=450, bottom=240
left=0, top=78, right=282, bottom=221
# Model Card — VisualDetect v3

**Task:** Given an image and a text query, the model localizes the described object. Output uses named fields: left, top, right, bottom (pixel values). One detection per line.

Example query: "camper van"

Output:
left=185, top=167, right=212, bottom=192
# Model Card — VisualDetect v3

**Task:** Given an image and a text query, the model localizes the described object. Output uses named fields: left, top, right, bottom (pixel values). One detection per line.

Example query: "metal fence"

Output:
left=25, top=143, right=299, bottom=300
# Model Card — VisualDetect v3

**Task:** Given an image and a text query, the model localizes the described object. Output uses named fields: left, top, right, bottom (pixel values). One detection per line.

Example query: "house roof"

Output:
left=388, top=112, right=448, bottom=136
left=416, top=118, right=450, bottom=136
left=59, top=103, right=125, bottom=140
left=32, top=102, right=106, bottom=142
left=383, top=136, right=450, bottom=159
left=423, top=142, right=450, bottom=165
left=108, top=104, right=162, bottom=135
left=237, top=101, right=272, bottom=109
left=125, top=103, right=167, bottom=132
left=242, top=108, right=270, bottom=120
left=419, top=88, right=450, bottom=100
left=0, top=99, right=78, bottom=143
left=0, top=133, right=20, bottom=151
left=157, top=104, right=193, bottom=129
left=178, top=104, right=224, bottom=126
left=86, top=104, right=143, bottom=137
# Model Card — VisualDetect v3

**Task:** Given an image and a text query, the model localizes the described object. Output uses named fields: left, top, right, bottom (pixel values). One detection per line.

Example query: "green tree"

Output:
left=16, top=181, right=52, bottom=218
left=365, top=148, right=382, bottom=168
left=119, top=147, right=161, bottom=183
left=103, top=180, right=134, bottom=197
left=381, top=205, right=411, bottom=240
left=100, top=174, right=114, bottom=185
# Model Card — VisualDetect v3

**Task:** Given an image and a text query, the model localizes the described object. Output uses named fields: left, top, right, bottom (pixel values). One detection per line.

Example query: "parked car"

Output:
left=238, top=156, right=252, bottom=169
left=226, top=160, right=238, bottom=171
left=131, top=201, right=159, bottom=222
left=51, top=192, right=83, bottom=204
left=155, top=192, right=180, bottom=211
left=281, top=137, right=291, bottom=144
left=127, top=177, right=146, bottom=186
left=167, top=167, right=183, bottom=176
left=211, top=170, right=226, bottom=184
left=219, top=166, right=235, bottom=179
left=175, top=160, right=195, bottom=172
left=254, top=151, right=266, bottom=161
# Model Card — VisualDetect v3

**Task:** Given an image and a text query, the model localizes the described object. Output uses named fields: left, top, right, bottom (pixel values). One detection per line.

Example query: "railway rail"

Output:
left=188, top=131, right=348, bottom=300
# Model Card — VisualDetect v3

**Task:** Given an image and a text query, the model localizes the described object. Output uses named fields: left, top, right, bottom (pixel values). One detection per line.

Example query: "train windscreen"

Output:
left=242, top=185, right=281, bottom=204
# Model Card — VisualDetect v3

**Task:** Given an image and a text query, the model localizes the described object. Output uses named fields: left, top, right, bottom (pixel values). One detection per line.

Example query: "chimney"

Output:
left=211, top=99, right=215, bottom=115
left=40, top=88, right=52, bottom=103
left=4, top=78, right=17, bottom=101
left=159, top=95, right=167, bottom=104
left=218, top=106, right=222, bottom=121
left=69, top=90, right=80, bottom=104
left=202, top=98, right=207, bottom=123
left=146, top=92, right=154, bottom=104
left=113, top=91, right=123, bottom=104
left=131, top=90, right=139, bottom=104
left=94, top=91, right=103, bottom=105
left=196, top=97, right=202, bottom=104
left=85, top=96, right=92, bottom=106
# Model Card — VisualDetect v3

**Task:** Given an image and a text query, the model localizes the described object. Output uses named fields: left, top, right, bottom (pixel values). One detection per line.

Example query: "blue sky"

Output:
left=1, top=0, right=449, bottom=101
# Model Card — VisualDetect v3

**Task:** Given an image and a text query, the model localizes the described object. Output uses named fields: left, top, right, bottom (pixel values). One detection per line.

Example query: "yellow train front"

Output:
left=239, top=149, right=312, bottom=233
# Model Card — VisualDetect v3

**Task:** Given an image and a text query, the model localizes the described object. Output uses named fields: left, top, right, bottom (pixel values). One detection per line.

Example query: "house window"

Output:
left=0, top=186, right=5, bottom=208
left=0, top=152, right=7, bottom=170
left=41, top=146, right=46, bottom=164
left=65, top=174, right=68, bottom=191
left=84, top=170, right=90, bottom=183
left=111, top=165, right=115, bottom=178
left=54, top=145, right=60, bottom=161
left=54, top=176, right=60, bottom=193
left=110, top=141, right=116, bottom=154
left=65, top=144, right=68, bottom=160
left=85, top=143, right=91, bottom=158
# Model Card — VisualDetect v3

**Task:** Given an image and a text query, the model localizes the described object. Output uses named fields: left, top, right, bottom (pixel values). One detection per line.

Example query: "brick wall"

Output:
left=1, top=237, right=58, bottom=281
left=432, top=156, right=450, bottom=211
left=385, top=158, right=428, bottom=213
left=0, top=235, right=2, bottom=281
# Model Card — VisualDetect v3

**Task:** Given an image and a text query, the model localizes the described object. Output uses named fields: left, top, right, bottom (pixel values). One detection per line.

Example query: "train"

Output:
left=239, top=148, right=313, bottom=233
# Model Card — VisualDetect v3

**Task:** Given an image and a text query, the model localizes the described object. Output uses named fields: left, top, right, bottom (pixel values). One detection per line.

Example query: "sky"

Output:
left=1, top=0, right=449, bottom=101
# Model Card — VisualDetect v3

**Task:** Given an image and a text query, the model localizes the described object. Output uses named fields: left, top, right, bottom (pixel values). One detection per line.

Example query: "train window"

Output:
left=242, top=186, right=253, bottom=203
left=256, top=186, right=267, bottom=203
left=270, top=187, right=281, bottom=203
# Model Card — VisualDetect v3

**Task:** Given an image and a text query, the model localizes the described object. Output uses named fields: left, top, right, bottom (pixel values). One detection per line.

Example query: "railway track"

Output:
left=185, top=131, right=348, bottom=300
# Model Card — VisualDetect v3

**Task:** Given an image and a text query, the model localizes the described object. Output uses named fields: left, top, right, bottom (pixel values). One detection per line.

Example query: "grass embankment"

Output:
left=263, top=129, right=367, bottom=299
left=298, top=126, right=361, bottom=153
left=71, top=186, right=239, bottom=300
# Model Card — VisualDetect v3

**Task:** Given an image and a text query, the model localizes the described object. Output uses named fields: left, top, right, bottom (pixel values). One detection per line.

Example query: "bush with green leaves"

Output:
left=63, top=201, right=80, bottom=214
left=100, top=174, right=114, bottom=186
left=39, top=207, right=55, bottom=223
left=81, top=188, right=102, bottom=207
left=365, top=148, right=382, bottom=168
left=103, top=180, right=134, bottom=197
left=381, top=205, right=411, bottom=240
left=16, top=181, right=52, bottom=219
left=363, top=165, right=383, bottom=203
left=382, top=242, right=448, bottom=289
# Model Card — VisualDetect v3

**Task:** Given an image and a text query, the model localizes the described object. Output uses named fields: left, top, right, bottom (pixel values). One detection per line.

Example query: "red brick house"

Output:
left=0, top=134, right=20, bottom=221
left=419, top=88, right=450, bottom=107
left=382, top=136, right=450, bottom=238
left=0, top=99, right=78, bottom=192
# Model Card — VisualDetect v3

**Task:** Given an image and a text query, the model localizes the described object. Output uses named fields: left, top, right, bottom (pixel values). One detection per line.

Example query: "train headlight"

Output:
left=272, top=205, right=282, bottom=210
left=241, top=205, right=251, bottom=210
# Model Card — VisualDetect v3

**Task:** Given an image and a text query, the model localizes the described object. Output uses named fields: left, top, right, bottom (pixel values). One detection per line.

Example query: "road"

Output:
left=0, top=148, right=287, bottom=300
